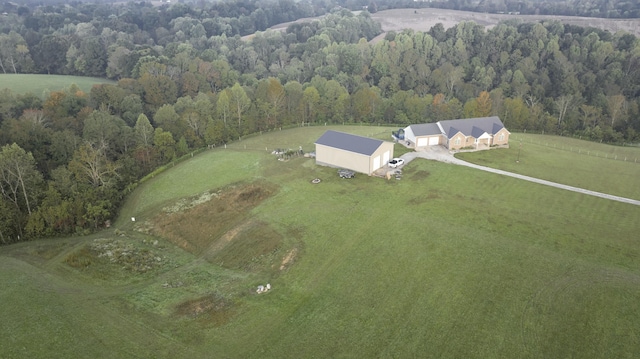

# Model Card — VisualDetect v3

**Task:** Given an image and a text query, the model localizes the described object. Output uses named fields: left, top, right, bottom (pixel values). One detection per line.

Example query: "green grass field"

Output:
left=0, top=74, right=115, bottom=97
left=1, top=126, right=640, bottom=358
left=457, top=133, right=640, bottom=200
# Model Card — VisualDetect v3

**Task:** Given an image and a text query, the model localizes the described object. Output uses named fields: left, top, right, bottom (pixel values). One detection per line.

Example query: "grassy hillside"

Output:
left=1, top=127, right=639, bottom=358
left=0, top=74, right=115, bottom=97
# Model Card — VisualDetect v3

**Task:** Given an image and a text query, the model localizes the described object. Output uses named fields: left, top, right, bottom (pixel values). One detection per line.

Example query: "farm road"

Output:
left=400, top=147, right=640, bottom=206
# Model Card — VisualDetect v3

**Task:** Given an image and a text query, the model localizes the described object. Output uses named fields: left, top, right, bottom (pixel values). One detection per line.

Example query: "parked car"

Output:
left=388, top=158, right=405, bottom=168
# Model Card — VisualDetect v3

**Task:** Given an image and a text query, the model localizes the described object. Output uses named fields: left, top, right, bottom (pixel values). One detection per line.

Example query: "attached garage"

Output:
left=404, top=123, right=442, bottom=148
left=315, top=130, right=394, bottom=175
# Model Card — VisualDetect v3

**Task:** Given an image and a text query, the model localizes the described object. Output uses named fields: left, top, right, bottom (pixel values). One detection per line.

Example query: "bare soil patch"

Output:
left=409, top=170, right=431, bottom=181
left=280, top=247, right=298, bottom=271
left=147, top=181, right=278, bottom=255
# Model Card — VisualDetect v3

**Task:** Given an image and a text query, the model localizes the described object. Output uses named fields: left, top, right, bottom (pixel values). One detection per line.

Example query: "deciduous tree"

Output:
left=68, top=142, right=120, bottom=188
left=0, top=143, right=43, bottom=215
left=229, top=83, right=251, bottom=130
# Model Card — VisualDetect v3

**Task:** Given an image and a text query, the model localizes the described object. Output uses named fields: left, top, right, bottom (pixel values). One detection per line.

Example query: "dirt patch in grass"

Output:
left=409, top=170, right=431, bottom=181
left=173, top=293, right=236, bottom=326
left=280, top=247, right=298, bottom=271
left=408, top=190, right=441, bottom=205
left=147, top=181, right=278, bottom=255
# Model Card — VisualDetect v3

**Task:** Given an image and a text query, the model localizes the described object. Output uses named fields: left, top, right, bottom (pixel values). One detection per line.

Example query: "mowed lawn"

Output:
left=1, top=126, right=640, bottom=358
left=0, top=74, right=114, bottom=97
left=457, top=133, right=640, bottom=200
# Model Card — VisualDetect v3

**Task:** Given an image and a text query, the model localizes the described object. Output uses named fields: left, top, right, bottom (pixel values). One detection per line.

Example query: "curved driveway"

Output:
left=399, top=147, right=640, bottom=206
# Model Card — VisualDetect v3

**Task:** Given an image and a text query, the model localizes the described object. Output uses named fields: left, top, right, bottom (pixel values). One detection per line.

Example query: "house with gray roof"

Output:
left=315, top=130, right=394, bottom=175
left=403, top=116, right=509, bottom=150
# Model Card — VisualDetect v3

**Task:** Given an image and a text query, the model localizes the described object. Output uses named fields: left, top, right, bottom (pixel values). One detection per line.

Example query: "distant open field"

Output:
left=370, top=8, right=640, bottom=38
left=258, top=8, right=640, bottom=42
left=0, top=74, right=115, bottom=97
left=2, top=127, right=640, bottom=358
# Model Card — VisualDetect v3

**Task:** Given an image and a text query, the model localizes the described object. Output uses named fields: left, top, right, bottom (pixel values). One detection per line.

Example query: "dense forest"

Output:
left=1, top=0, right=639, bottom=243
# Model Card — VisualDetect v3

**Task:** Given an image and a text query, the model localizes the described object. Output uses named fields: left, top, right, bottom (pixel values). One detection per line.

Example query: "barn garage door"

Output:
left=428, top=136, right=439, bottom=145
left=383, top=151, right=390, bottom=164
left=417, top=138, right=429, bottom=147
left=373, top=156, right=381, bottom=171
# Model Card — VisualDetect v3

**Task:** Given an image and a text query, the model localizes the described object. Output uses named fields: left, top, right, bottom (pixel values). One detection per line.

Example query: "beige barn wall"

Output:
left=316, top=144, right=371, bottom=174
left=369, top=142, right=395, bottom=171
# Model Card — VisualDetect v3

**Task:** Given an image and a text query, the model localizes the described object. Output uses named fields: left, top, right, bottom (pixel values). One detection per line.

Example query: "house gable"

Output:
left=448, top=132, right=466, bottom=149
left=492, top=128, right=510, bottom=145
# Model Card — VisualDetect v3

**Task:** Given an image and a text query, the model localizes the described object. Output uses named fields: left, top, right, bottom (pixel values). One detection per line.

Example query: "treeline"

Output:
left=1, top=3, right=640, bottom=243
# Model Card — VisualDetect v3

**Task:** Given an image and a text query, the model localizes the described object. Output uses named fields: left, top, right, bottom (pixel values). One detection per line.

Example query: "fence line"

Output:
left=513, top=135, right=640, bottom=165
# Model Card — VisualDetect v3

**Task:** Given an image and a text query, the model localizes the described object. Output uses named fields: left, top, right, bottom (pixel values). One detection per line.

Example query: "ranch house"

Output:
left=315, top=130, right=395, bottom=175
left=403, top=116, right=510, bottom=150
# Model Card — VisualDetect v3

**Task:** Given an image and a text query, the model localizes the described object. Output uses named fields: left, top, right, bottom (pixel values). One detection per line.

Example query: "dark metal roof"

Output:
left=438, top=116, right=506, bottom=139
left=315, top=130, right=385, bottom=156
left=408, top=123, right=441, bottom=136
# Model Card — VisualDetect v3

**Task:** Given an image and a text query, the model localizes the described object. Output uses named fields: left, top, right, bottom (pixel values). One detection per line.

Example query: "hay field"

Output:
left=0, top=74, right=115, bottom=97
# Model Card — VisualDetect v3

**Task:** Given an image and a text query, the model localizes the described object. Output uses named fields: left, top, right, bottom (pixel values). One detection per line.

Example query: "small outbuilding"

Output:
left=315, top=130, right=394, bottom=175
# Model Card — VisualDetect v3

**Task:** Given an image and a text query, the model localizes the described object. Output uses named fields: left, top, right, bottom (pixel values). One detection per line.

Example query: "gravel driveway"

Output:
left=398, top=147, right=640, bottom=206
